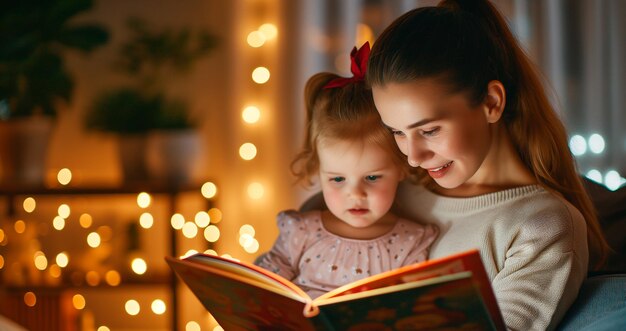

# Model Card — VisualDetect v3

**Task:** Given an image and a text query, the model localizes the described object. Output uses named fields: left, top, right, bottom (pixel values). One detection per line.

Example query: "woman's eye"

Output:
left=365, top=175, right=380, bottom=182
left=391, top=130, right=405, bottom=137
left=330, top=177, right=345, bottom=183
left=421, top=127, right=439, bottom=137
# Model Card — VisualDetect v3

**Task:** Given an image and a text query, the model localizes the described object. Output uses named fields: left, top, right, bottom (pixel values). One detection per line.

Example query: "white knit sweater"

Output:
left=394, top=182, right=588, bottom=331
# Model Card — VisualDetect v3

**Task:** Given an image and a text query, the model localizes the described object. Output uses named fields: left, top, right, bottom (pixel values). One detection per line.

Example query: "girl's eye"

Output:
left=365, top=175, right=380, bottom=182
left=330, top=177, right=345, bottom=183
left=391, top=130, right=405, bottom=137
left=421, top=127, right=440, bottom=137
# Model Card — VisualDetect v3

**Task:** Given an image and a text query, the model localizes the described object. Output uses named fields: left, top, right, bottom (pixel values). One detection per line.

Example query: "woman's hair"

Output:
left=291, top=72, right=412, bottom=186
left=367, top=0, right=609, bottom=268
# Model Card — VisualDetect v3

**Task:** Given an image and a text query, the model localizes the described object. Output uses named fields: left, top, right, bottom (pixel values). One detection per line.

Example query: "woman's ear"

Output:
left=484, top=80, right=506, bottom=123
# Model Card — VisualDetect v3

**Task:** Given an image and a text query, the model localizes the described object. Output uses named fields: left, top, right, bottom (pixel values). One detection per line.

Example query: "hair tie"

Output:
left=323, top=42, right=371, bottom=89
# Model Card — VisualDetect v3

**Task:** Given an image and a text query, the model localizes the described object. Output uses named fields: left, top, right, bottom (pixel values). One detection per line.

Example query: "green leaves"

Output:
left=0, top=0, right=109, bottom=118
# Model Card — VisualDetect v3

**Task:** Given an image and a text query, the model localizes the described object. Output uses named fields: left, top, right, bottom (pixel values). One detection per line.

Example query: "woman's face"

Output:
left=372, top=79, right=495, bottom=190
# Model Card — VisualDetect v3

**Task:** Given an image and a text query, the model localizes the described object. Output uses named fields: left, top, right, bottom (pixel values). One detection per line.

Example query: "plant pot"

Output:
left=147, top=130, right=201, bottom=185
left=118, top=134, right=150, bottom=183
left=0, top=116, right=54, bottom=185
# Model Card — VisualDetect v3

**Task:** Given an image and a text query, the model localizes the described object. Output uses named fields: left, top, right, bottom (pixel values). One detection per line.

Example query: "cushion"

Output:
left=557, top=273, right=626, bottom=330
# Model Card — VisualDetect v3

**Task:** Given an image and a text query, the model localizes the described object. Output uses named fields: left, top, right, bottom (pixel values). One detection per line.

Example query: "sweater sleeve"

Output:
left=492, top=202, right=588, bottom=331
left=254, top=210, right=309, bottom=281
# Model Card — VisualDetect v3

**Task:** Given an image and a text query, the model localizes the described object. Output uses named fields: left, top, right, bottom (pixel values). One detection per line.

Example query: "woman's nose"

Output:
left=406, top=138, right=431, bottom=168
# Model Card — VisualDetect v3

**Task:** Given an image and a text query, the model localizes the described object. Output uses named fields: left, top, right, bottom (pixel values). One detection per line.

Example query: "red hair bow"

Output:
left=324, top=41, right=371, bottom=89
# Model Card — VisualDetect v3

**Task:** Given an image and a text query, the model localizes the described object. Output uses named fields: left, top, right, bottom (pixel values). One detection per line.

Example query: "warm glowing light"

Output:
left=14, top=220, right=26, bottom=234
left=87, top=232, right=101, bottom=248
left=588, top=134, right=605, bottom=154
left=97, top=327, right=111, bottom=331
left=105, top=270, right=121, bottom=286
left=131, top=258, right=147, bottom=275
left=56, top=252, right=69, bottom=268
left=151, top=299, right=166, bottom=315
left=604, top=170, right=623, bottom=191
left=182, top=222, right=198, bottom=238
left=137, top=192, right=151, bottom=208
left=139, top=212, right=154, bottom=229
left=355, top=23, right=374, bottom=48
left=569, top=135, right=587, bottom=156
left=58, top=204, right=71, bottom=219
left=79, top=213, right=93, bottom=228
left=0, top=255, right=4, bottom=269
left=213, top=326, right=225, bottom=331
left=201, top=182, right=217, bottom=199
left=239, top=233, right=255, bottom=247
left=49, top=264, right=61, bottom=278
left=220, top=254, right=238, bottom=261
left=239, top=224, right=255, bottom=237
left=24, top=292, right=36, bottom=307
left=243, top=238, right=260, bottom=253
left=252, top=67, right=270, bottom=84
left=194, top=211, right=210, bottom=228
left=586, top=169, right=603, bottom=183
left=208, top=208, right=222, bottom=224
left=242, top=106, right=260, bottom=124
left=247, top=30, right=266, bottom=47
left=86, top=271, right=101, bottom=286
left=204, top=249, right=217, bottom=256
left=34, top=254, right=48, bottom=270
left=259, top=23, right=277, bottom=39
left=247, top=182, right=265, bottom=199
left=204, top=225, right=220, bottom=242
left=186, top=321, right=201, bottom=331
left=181, top=249, right=199, bottom=259
left=57, top=168, right=72, bottom=185
left=0, top=229, right=4, bottom=243
left=72, top=294, right=86, bottom=310
left=53, top=216, right=65, bottom=230
left=239, top=143, right=257, bottom=160
left=171, top=213, right=185, bottom=230
left=125, top=300, right=140, bottom=316
left=23, top=197, right=36, bottom=213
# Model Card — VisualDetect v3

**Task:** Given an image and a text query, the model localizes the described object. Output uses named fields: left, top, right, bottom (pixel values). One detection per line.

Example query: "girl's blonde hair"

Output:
left=366, top=0, right=609, bottom=269
left=291, top=72, right=412, bottom=186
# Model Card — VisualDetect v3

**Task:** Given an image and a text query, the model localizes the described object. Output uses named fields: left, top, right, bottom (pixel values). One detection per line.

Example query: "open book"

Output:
left=166, top=249, right=505, bottom=331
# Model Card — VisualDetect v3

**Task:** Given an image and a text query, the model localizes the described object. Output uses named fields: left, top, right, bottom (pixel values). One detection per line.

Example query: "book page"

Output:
left=184, top=254, right=310, bottom=299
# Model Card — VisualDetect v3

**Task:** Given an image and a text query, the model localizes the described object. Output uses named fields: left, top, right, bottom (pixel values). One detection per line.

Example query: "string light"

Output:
left=137, top=192, right=151, bottom=208
left=252, top=67, right=270, bottom=84
left=247, top=31, right=266, bottom=47
left=182, top=222, right=199, bottom=238
left=79, top=213, right=93, bottom=228
left=247, top=182, right=265, bottom=199
left=194, top=211, right=210, bottom=228
left=259, top=23, right=277, bottom=40
left=73, top=294, right=86, bottom=310
left=23, top=197, right=36, bottom=213
left=57, top=168, right=72, bottom=185
left=201, top=182, right=217, bottom=199
left=151, top=299, right=167, bottom=315
left=56, top=252, right=69, bottom=268
left=139, top=212, right=154, bottom=229
left=131, top=258, right=147, bottom=275
left=171, top=213, right=185, bottom=230
left=125, top=300, right=140, bottom=316
left=242, top=106, right=261, bottom=124
left=239, top=143, right=257, bottom=160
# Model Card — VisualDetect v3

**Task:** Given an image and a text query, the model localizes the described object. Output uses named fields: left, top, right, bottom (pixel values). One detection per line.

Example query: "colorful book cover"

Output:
left=165, top=249, right=505, bottom=330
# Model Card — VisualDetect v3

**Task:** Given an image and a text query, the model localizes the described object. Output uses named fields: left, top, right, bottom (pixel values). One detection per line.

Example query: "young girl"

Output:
left=364, top=0, right=610, bottom=330
left=255, top=43, right=438, bottom=299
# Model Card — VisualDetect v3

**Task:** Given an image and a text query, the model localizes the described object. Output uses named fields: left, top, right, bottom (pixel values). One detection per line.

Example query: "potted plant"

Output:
left=86, top=17, right=216, bottom=184
left=0, top=0, right=109, bottom=185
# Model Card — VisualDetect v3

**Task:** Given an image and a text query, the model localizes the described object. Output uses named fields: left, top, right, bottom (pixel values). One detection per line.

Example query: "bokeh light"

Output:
left=204, top=225, right=220, bottom=242
left=201, top=182, right=217, bottom=199
left=239, top=143, right=257, bottom=160
left=139, top=212, right=154, bottom=229
left=56, top=252, right=69, bottom=268
left=171, top=213, right=185, bottom=230
left=259, top=23, right=277, bottom=40
left=208, top=208, right=222, bottom=224
left=588, top=134, right=605, bottom=154
left=53, top=216, right=66, bottom=231
left=58, top=204, right=70, bottom=219
left=87, top=232, right=101, bottom=248
left=569, top=135, right=587, bottom=156
left=79, top=213, right=93, bottom=228
left=23, top=197, right=36, bottom=213
left=247, top=30, right=266, bottom=47
left=252, top=67, right=270, bottom=84
left=182, top=222, right=198, bottom=238
left=72, top=294, right=86, bottom=310
left=194, top=211, right=210, bottom=228
left=151, top=299, right=166, bottom=315
left=247, top=182, right=265, bottom=199
left=57, top=168, right=72, bottom=185
left=137, top=192, right=151, bottom=208
left=125, top=300, right=140, bottom=316
left=131, top=258, right=147, bottom=275
left=24, top=292, right=36, bottom=307
left=242, top=106, right=261, bottom=124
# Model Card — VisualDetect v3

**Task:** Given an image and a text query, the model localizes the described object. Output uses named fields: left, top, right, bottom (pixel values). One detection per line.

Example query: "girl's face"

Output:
left=372, top=79, right=495, bottom=190
left=318, top=139, right=402, bottom=229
